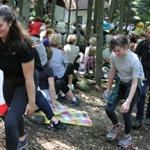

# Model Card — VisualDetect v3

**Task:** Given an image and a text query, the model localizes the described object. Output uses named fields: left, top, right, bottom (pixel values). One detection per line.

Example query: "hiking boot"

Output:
left=17, top=137, right=28, bottom=150
left=47, top=120, right=67, bottom=131
left=132, top=119, right=142, bottom=129
left=106, top=124, right=122, bottom=140
left=70, top=97, right=82, bottom=106
left=117, top=136, right=132, bottom=148
left=145, top=118, right=150, bottom=126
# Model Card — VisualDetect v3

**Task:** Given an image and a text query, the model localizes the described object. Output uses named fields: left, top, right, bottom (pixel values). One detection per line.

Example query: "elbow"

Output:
left=49, top=88, right=56, bottom=94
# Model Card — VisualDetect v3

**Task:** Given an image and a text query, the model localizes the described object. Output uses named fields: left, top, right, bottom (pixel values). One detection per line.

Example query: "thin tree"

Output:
left=35, top=0, right=44, bottom=19
left=93, top=0, right=97, bottom=34
left=86, top=0, right=93, bottom=46
left=124, top=0, right=131, bottom=33
left=9, top=0, right=15, bottom=7
left=65, top=0, right=72, bottom=44
left=95, top=0, right=104, bottom=86
left=18, top=0, right=30, bottom=29
left=76, top=0, right=80, bottom=45
left=50, top=0, right=57, bottom=28
left=119, top=0, right=125, bottom=34
left=108, top=0, right=116, bottom=22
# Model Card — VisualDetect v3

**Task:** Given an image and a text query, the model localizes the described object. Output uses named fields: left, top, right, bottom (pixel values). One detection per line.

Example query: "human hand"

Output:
left=52, top=103, right=59, bottom=109
left=24, top=103, right=35, bottom=115
left=104, top=89, right=110, bottom=96
left=120, top=100, right=130, bottom=113
left=104, top=89, right=110, bottom=100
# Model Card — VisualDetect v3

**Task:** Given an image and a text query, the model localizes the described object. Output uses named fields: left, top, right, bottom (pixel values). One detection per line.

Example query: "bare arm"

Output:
left=127, top=78, right=138, bottom=103
left=22, top=59, right=35, bottom=115
left=48, top=77, right=56, bottom=107
left=107, top=68, right=116, bottom=92
left=121, top=78, right=138, bottom=113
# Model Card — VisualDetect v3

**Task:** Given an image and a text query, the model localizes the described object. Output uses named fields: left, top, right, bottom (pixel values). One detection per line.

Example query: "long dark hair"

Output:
left=0, top=5, right=33, bottom=54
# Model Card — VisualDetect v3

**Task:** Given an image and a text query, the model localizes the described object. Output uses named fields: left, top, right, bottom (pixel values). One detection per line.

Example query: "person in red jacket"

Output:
left=30, top=16, right=42, bottom=37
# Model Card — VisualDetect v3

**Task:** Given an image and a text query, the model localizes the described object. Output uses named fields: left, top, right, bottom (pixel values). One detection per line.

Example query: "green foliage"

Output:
left=132, top=0, right=150, bottom=22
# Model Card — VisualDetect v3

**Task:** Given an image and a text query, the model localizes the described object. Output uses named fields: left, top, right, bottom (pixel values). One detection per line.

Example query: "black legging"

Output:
left=4, top=77, right=55, bottom=150
left=105, top=84, right=139, bottom=134
left=55, top=79, right=70, bottom=94
left=60, top=63, right=73, bottom=84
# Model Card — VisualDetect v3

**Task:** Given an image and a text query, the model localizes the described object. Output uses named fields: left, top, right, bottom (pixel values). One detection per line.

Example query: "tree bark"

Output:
left=76, top=0, right=80, bottom=45
left=35, top=0, right=44, bottom=19
left=86, top=0, right=93, bottom=46
left=108, top=0, right=116, bottom=22
left=65, top=0, right=72, bottom=44
left=93, top=0, right=97, bottom=34
left=18, top=0, right=30, bottom=29
left=50, top=0, right=57, bottom=28
left=119, top=0, right=125, bottom=34
left=95, top=0, right=104, bottom=86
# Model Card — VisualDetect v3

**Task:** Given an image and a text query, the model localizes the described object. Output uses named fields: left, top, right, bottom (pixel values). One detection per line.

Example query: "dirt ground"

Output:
left=0, top=80, right=150, bottom=150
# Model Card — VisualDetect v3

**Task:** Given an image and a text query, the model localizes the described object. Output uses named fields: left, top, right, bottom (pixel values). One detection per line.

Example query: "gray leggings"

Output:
left=105, top=84, right=139, bottom=134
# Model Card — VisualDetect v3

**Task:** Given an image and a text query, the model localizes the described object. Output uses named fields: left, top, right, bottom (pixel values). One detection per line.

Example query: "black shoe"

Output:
left=58, top=95, right=69, bottom=103
left=47, top=120, right=67, bottom=131
left=17, top=137, right=28, bottom=150
left=70, top=97, right=82, bottom=106
left=145, top=118, right=150, bottom=126
left=132, top=119, right=142, bottom=129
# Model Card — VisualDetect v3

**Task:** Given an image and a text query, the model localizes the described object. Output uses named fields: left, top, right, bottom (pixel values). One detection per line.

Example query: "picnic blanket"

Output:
left=33, top=100, right=92, bottom=127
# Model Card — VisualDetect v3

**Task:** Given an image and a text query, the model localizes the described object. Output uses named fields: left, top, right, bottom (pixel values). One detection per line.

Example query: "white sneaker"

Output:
left=68, top=84, right=74, bottom=91
left=55, top=94, right=58, bottom=99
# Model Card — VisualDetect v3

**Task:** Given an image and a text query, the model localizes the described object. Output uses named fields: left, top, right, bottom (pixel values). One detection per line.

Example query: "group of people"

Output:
left=0, top=4, right=83, bottom=150
left=0, top=3, right=150, bottom=150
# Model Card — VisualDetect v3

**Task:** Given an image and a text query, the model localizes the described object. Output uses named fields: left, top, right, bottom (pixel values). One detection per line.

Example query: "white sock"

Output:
left=54, top=120, right=59, bottom=124
left=61, top=93, right=65, bottom=97
left=72, top=97, right=76, bottom=102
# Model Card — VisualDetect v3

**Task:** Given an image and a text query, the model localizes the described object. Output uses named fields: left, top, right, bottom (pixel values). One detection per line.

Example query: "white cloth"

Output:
left=64, top=44, right=79, bottom=64
left=110, top=50, right=145, bottom=82
left=0, top=70, right=5, bottom=105
left=56, top=21, right=66, bottom=33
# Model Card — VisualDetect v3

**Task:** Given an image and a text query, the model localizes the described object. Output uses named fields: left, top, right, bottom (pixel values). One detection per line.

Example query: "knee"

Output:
left=5, top=116, right=17, bottom=131
left=67, top=63, right=73, bottom=70
left=56, top=79, right=65, bottom=87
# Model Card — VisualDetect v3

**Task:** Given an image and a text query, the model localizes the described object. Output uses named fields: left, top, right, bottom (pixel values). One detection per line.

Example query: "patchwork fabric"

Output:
left=35, top=100, right=92, bottom=126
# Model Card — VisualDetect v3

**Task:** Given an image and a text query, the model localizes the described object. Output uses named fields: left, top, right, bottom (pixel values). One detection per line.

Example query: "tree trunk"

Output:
left=9, top=0, right=15, bottom=7
left=108, top=0, right=116, bottom=22
left=86, top=0, right=93, bottom=46
left=50, top=0, right=57, bottom=28
left=95, top=0, right=104, bottom=86
left=35, top=0, right=44, bottom=19
left=18, top=0, right=30, bottom=29
left=65, top=0, right=72, bottom=44
left=76, top=0, right=80, bottom=45
left=119, top=0, right=125, bottom=34
left=93, top=0, right=97, bottom=34
left=124, top=0, right=131, bottom=34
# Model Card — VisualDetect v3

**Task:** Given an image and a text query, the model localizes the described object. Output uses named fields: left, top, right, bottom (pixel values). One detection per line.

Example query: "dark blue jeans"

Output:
left=136, top=78, right=150, bottom=120
left=105, top=84, right=139, bottom=134
left=3, top=78, right=55, bottom=150
left=3, top=77, right=28, bottom=150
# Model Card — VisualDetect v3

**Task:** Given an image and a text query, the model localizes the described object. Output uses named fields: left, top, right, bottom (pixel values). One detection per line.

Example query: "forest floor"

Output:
left=0, top=77, right=150, bottom=150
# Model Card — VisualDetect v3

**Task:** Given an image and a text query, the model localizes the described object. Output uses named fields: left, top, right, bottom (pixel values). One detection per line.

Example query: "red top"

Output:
left=30, top=21, right=42, bottom=36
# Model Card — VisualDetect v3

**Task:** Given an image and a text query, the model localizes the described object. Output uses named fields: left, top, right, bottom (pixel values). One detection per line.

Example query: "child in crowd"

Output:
left=104, top=34, right=144, bottom=148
